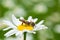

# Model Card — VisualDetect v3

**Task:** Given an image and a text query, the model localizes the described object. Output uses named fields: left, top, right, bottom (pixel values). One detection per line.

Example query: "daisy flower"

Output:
left=3, top=14, right=48, bottom=38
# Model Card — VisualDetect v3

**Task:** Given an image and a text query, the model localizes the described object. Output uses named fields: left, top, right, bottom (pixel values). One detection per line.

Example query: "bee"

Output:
left=19, top=19, right=35, bottom=26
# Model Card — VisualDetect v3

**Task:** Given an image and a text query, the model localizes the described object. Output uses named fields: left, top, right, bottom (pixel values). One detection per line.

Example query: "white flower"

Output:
left=3, top=14, right=48, bottom=37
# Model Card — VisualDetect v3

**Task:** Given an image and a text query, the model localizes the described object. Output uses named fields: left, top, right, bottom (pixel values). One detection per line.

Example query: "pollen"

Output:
left=17, top=23, right=33, bottom=31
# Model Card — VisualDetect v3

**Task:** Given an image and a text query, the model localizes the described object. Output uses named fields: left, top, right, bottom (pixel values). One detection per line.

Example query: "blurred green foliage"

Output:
left=0, top=0, right=60, bottom=40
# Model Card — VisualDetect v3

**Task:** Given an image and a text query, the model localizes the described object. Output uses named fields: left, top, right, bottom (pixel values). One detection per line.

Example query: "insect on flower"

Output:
left=19, top=19, right=35, bottom=27
left=3, top=14, right=48, bottom=37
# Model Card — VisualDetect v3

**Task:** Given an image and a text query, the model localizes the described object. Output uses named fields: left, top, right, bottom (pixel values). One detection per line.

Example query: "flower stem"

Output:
left=24, top=32, right=27, bottom=40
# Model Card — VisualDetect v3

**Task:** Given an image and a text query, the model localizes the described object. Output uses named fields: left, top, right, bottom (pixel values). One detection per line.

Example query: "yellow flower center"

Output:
left=17, top=23, right=33, bottom=31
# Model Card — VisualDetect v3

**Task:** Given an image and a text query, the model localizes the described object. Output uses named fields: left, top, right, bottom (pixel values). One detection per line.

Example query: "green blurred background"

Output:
left=0, top=0, right=60, bottom=40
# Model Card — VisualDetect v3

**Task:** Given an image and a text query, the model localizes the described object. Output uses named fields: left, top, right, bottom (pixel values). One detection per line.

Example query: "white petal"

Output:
left=15, top=31, right=23, bottom=37
left=32, top=32, right=36, bottom=34
left=15, top=31, right=24, bottom=40
left=37, top=20, right=44, bottom=25
left=15, top=31, right=21, bottom=36
left=39, top=25, right=48, bottom=30
left=24, top=30, right=36, bottom=34
left=33, top=18, right=38, bottom=23
left=12, top=15, right=21, bottom=26
left=27, top=16, right=37, bottom=23
left=3, top=20, right=16, bottom=29
left=3, top=27, right=11, bottom=31
left=4, top=30, right=16, bottom=37
left=15, top=32, right=20, bottom=37
left=20, top=17, right=24, bottom=20
left=28, top=31, right=36, bottom=34
left=34, top=25, right=48, bottom=31
left=27, top=16, right=33, bottom=22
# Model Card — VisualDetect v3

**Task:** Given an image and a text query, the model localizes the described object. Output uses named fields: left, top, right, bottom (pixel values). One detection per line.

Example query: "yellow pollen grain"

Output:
left=17, top=24, right=33, bottom=31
